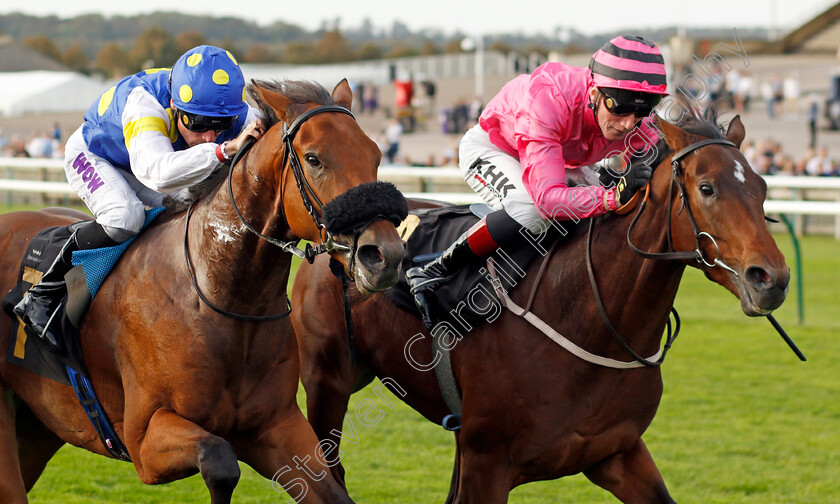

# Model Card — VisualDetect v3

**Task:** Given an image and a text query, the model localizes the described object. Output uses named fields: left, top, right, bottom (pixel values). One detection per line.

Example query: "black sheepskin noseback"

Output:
left=322, top=181, right=408, bottom=235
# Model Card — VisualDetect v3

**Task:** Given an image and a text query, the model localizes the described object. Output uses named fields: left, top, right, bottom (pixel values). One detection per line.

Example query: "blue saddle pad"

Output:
left=71, top=207, right=164, bottom=298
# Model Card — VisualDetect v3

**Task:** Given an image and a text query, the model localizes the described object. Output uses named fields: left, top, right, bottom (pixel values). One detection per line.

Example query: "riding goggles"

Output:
left=599, top=87, right=662, bottom=118
left=178, top=109, right=238, bottom=133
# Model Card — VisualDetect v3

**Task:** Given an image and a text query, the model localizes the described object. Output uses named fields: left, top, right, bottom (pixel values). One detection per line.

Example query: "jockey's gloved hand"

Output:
left=598, top=167, right=620, bottom=188
left=614, top=164, right=653, bottom=207
left=595, top=157, right=623, bottom=188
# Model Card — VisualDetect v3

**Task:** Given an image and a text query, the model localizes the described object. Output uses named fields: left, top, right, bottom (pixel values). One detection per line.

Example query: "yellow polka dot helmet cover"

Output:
left=170, top=45, right=248, bottom=117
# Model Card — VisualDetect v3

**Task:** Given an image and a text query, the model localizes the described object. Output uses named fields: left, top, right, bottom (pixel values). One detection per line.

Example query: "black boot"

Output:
left=407, top=210, right=523, bottom=330
left=14, top=221, right=118, bottom=346
left=406, top=232, right=480, bottom=330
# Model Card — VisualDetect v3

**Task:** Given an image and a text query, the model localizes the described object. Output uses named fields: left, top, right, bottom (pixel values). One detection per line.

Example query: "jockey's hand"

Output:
left=614, top=164, right=653, bottom=207
left=598, top=167, right=620, bottom=188
left=224, top=119, right=265, bottom=158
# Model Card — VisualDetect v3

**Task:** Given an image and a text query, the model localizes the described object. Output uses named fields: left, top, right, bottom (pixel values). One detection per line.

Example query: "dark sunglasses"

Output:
left=600, top=89, right=661, bottom=118
left=178, top=110, right=238, bottom=133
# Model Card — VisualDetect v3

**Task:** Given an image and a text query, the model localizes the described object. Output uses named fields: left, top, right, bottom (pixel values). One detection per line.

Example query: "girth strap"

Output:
left=432, top=328, right=463, bottom=418
left=66, top=366, right=132, bottom=461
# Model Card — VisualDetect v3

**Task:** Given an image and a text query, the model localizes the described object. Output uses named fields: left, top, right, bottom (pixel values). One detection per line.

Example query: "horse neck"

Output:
left=540, top=171, right=687, bottom=358
left=190, top=145, right=294, bottom=303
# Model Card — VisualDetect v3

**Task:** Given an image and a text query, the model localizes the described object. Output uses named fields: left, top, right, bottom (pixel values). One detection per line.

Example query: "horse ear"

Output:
left=332, top=78, right=353, bottom=111
left=725, top=115, right=746, bottom=148
left=654, top=114, right=693, bottom=152
left=251, top=82, right=295, bottom=123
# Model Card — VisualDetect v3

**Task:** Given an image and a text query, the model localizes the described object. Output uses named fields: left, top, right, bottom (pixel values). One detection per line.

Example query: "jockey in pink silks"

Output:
left=407, top=35, right=669, bottom=328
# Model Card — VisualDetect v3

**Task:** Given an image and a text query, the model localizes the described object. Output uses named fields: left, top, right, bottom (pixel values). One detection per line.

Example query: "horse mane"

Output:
left=646, top=105, right=726, bottom=169
left=246, top=79, right=335, bottom=130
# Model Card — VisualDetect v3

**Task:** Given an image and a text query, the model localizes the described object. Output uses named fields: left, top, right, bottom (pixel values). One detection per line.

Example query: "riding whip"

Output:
left=767, top=314, right=806, bottom=361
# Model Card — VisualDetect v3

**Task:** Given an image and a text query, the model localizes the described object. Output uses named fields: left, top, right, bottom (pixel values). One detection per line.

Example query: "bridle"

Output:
left=626, top=138, right=740, bottom=275
left=183, top=105, right=360, bottom=321
left=228, top=105, right=357, bottom=262
left=586, top=137, right=739, bottom=366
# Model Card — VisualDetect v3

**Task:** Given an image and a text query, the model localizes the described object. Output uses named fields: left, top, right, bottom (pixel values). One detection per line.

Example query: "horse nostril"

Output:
left=357, top=244, right=386, bottom=271
left=746, top=266, right=773, bottom=290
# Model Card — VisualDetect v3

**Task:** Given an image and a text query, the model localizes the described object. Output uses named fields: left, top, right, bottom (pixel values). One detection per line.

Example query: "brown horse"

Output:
left=291, top=111, right=790, bottom=503
left=0, top=79, right=407, bottom=503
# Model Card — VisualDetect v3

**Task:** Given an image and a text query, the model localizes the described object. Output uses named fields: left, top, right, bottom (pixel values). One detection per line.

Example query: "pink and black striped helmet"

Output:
left=589, top=35, right=668, bottom=95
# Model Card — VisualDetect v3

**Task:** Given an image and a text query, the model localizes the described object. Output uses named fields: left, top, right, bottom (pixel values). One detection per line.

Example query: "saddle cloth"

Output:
left=2, top=208, right=164, bottom=385
left=385, top=205, right=564, bottom=334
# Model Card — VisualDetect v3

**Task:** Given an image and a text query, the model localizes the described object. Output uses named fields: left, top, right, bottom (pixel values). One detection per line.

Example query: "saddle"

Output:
left=2, top=208, right=163, bottom=461
left=385, top=205, right=564, bottom=334
left=3, top=224, right=87, bottom=384
left=2, top=208, right=164, bottom=384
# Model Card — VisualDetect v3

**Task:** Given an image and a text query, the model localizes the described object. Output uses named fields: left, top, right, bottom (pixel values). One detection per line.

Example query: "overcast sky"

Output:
left=6, top=0, right=836, bottom=36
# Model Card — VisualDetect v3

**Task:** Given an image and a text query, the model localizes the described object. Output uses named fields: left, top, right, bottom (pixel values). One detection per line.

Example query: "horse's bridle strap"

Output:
left=585, top=137, right=737, bottom=367
left=185, top=105, right=357, bottom=320
left=282, top=105, right=355, bottom=141
left=282, top=106, right=359, bottom=258
left=282, top=105, right=356, bottom=217
left=227, top=105, right=357, bottom=261
left=671, top=138, right=736, bottom=164
left=628, top=137, right=739, bottom=263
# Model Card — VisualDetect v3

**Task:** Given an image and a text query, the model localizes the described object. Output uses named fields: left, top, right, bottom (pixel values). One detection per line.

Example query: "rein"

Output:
left=585, top=138, right=738, bottom=367
left=183, top=105, right=357, bottom=321
left=184, top=202, right=292, bottom=321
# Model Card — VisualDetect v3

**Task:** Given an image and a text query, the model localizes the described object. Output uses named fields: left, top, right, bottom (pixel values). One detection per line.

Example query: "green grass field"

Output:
left=4, top=205, right=838, bottom=503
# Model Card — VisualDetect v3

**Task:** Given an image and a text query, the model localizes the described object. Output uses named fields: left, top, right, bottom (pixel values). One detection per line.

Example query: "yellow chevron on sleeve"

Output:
left=123, top=116, right=177, bottom=149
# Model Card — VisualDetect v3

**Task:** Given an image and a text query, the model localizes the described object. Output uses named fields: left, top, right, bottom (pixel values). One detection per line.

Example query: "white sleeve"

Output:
left=123, top=87, right=220, bottom=193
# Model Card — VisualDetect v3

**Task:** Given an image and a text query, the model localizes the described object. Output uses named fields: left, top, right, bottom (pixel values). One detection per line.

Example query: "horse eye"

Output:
left=304, top=154, right=321, bottom=168
left=699, top=183, right=715, bottom=197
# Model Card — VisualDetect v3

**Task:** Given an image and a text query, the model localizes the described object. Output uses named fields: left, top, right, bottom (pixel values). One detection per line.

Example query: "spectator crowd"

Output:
left=0, top=125, right=63, bottom=159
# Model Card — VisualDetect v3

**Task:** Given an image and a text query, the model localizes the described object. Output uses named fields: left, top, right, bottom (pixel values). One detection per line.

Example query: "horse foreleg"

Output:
left=15, top=402, right=65, bottom=491
left=457, top=450, right=513, bottom=504
left=0, top=387, right=27, bottom=503
left=583, top=439, right=676, bottom=504
left=300, top=360, right=356, bottom=488
left=236, top=407, right=354, bottom=504
left=132, top=409, right=240, bottom=504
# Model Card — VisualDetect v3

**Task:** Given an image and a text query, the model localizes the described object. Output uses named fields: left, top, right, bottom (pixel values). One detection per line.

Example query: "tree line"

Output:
left=22, top=27, right=504, bottom=77
left=2, top=12, right=559, bottom=78
left=2, top=12, right=771, bottom=78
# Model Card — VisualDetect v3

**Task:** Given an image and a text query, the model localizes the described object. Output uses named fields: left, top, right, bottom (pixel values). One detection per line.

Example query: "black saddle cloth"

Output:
left=2, top=226, right=88, bottom=385
left=385, top=205, right=564, bottom=333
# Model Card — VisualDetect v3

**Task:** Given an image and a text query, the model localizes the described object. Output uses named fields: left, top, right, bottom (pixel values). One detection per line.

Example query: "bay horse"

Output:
left=291, top=111, right=790, bottom=503
left=0, top=79, right=407, bottom=503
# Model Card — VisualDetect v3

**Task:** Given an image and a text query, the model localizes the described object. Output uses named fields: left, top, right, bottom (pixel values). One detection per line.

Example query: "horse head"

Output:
left=248, top=79, right=407, bottom=293
left=653, top=112, right=789, bottom=316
